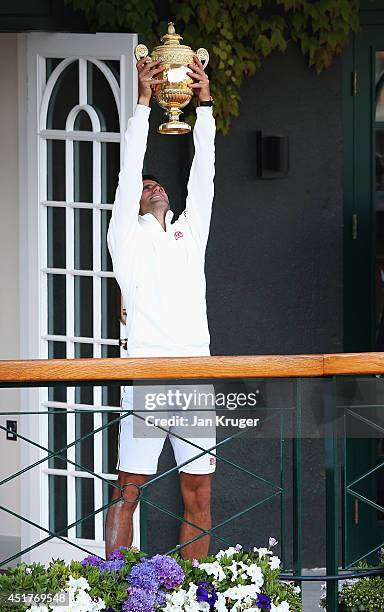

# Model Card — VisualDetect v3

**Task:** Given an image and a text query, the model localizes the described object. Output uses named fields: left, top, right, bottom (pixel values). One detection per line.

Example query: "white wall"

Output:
left=0, top=33, right=21, bottom=542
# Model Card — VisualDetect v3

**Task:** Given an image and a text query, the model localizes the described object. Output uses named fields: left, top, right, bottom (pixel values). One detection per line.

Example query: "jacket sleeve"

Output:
left=184, top=106, right=216, bottom=250
left=107, top=104, right=151, bottom=283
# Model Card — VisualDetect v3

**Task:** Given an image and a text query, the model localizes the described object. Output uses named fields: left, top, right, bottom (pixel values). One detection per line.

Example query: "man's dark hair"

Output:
left=142, top=173, right=161, bottom=184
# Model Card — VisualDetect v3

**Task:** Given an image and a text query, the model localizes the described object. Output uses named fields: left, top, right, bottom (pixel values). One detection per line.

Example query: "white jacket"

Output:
left=107, top=104, right=216, bottom=357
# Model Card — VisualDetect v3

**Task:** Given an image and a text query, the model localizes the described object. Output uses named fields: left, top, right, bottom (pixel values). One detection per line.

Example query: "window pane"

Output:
left=102, top=410, right=119, bottom=475
left=47, top=140, right=65, bottom=201
left=47, top=274, right=66, bottom=335
left=87, top=61, right=119, bottom=132
left=101, top=142, right=119, bottom=204
left=74, top=208, right=93, bottom=270
left=101, top=277, right=120, bottom=339
left=74, top=110, right=93, bottom=131
left=47, top=207, right=66, bottom=268
left=48, top=341, right=67, bottom=403
left=48, top=406, right=67, bottom=469
left=75, top=343, right=93, bottom=405
left=46, top=58, right=65, bottom=82
left=75, top=411, right=94, bottom=473
left=74, top=276, right=93, bottom=337
left=74, top=141, right=93, bottom=203
left=47, top=60, right=79, bottom=130
left=76, top=478, right=95, bottom=539
left=101, top=210, right=113, bottom=271
left=49, top=475, right=67, bottom=536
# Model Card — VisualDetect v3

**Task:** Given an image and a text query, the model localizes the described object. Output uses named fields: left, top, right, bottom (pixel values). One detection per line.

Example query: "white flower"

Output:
left=246, top=563, right=264, bottom=588
left=214, top=593, right=227, bottom=612
left=25, top=567, right=33, bottom=574
left=216, top=546, right=239, bottom=560
left=270, top=556, right=281, bottom=570
left=271, top=601, right=290, bottom=612
left=253, top=547, right=273, bottom=558
left=199, top=561, right=226, bottom=583
left=293, top=585, right=301, bottom=594
left=224, top=584, right=257, bottom=602
left=68, top=576, right=90, bottom=591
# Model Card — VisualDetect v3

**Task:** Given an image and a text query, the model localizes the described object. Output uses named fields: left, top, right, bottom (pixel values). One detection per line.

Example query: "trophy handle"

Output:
left=134, top=44, right=149, bottom=62
left=195, top=48, right=209, bottom=69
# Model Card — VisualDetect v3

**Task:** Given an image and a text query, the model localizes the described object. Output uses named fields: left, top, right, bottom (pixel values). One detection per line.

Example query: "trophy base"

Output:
left=158, top=120, right=191, bottom=135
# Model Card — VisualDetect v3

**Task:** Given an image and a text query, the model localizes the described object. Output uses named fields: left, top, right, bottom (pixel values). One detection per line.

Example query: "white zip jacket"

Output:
left=107, top=104, right=215, bottom=357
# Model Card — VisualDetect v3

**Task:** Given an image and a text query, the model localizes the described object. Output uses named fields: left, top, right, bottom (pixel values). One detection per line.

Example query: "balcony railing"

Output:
left=2, top=352, right=384, bottom=611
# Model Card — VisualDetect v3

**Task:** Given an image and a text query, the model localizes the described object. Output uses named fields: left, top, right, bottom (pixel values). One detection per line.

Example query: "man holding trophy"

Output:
left=105, top=34, right=216, bottom=559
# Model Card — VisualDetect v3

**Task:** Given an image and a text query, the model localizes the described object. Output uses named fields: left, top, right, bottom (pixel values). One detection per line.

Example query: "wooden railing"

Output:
left=1, top=352, right=384, bottom=383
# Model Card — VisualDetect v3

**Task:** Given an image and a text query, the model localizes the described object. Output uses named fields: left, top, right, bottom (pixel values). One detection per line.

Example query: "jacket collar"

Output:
left=139, top=210, right=174, bottom=232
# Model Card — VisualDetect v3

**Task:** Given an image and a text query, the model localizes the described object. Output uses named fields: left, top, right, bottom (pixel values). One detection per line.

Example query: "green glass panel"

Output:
left=101, top=277, right=120, bottom=339
left=74, top=208, right=93, bottom=270
left=47, top=61, right=79, bottom=130
left=74, top=276, right=93, bottom=337
left=87, top=61, right=119, bottom=132
left=101, top=142, right=119, bottom=204
left=47, top=206, right=66, bottom=268
left=75, top=478, right=95, bottom=539
left=101, top=209, right=113, bottom=271
left=47, top=274, right=66, bottom=335
left=47, top=140, right=65, bottom=201
left=74, top=141, right=93, bottom=203
left=74, top=110, right=93, bottom=131
left=49, top=475, right=67, bottom=536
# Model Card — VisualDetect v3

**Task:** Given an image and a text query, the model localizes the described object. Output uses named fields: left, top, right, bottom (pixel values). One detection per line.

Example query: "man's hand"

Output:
left=137, top=58, right=167, bottom=107
left=187, top=55, right=211, bottom=103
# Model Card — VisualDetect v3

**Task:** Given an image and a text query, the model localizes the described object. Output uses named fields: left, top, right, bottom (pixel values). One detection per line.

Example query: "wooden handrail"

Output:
left=0, top=352, right=384, bottom=384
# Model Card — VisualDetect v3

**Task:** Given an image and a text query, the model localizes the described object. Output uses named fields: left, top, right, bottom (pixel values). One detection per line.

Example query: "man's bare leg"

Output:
left=105, top=472, right=149, bottom=558
left=178, top=473, right=212, bottom=560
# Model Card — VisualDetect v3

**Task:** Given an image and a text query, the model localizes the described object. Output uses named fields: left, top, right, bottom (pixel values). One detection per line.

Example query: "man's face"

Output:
left=139, top=179, right=170, bottom=215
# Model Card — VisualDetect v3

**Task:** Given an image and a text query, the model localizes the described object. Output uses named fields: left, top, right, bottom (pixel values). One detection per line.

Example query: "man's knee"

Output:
left=116, top=472, right=148, bottom=504
left=180, top=474, right=212, bottom=514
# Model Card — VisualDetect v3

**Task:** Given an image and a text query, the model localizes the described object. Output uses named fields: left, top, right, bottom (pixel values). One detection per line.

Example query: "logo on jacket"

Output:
left=174, top=231, right=184, bottom=240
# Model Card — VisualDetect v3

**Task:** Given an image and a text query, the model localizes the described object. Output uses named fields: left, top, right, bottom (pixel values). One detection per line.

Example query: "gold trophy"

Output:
left=134, top=22, right=209, bottom=134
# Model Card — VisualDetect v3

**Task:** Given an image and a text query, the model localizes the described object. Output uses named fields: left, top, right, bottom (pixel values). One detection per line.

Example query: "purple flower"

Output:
left=192, top=558, right=199, bottom=568
left=81, top=555, right=104, bottom=567
left=101, top=559, right=126, bottom=575
left=235, top=543, right=242, bottom=552
left=268, top=537, right=278, bottom=548
left=256, top=593, right=272, bottom=610
left=108, top=546, right=129, bottom=561
left=150, top=555, right=185, bottom=589
left=196, top=581, right=218, bottom=611
left=128, top=561, right=159, bottom=593
left=122, top=588, right=156, bottom=612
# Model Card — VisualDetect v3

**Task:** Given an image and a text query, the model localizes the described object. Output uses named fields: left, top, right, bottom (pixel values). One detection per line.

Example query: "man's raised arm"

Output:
left=184, top=56, right=216, bottom=250
left=107, top=59, right=166, bottom=269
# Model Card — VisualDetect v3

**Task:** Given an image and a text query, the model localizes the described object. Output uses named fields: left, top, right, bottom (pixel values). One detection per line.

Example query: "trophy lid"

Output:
left=160, top=22, right=183, bottom=47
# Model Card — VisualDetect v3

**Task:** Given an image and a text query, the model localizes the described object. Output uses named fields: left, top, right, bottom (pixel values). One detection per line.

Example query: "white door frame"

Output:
left=18, top=32, right=138, bottom=563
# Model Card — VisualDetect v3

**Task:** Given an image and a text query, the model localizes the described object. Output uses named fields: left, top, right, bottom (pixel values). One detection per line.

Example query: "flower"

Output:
left=108, top=546, right=129, bottom=561
left=150, top=554, right=185, bottom=589
left=269, top=556, right=281, bottom=570
left=271, top=601, right=290, bottom=612
left=100, top=559, right=125, bottom=575
left=269, top=538, right=278, bottom=548
left=25, top=567, right=32, bottom=574
left=81, top=555, right=104, bottom=568
left=122, top=587, right=156, bottom=612
left=253, top=547, right=273, bottom=559
left=199, top=561, right=226, bottom=583
left=235, top=544, right=242, bottom=552
left=192, top=559, right=199, bottom=568
left=196, top=581, right=218, bottom=611
left=256, top=592, right=272, bottom=610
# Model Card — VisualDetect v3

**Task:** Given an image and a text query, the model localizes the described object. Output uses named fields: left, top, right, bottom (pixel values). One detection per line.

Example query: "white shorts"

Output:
left=117, top=383, right=217, bottom=475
